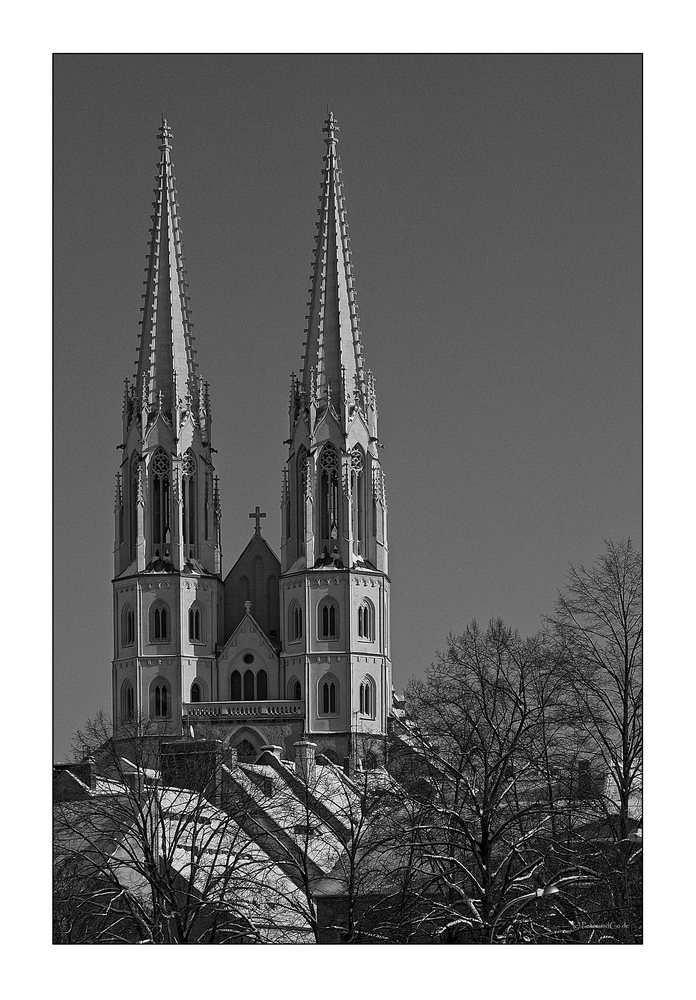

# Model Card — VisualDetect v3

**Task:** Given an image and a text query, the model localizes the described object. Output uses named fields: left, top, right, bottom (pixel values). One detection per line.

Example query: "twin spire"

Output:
left=135, top=117, right=197, bottom=417
left=301, top=112, right=368, bottom=412
left=134, top=113, right=370, bottom=428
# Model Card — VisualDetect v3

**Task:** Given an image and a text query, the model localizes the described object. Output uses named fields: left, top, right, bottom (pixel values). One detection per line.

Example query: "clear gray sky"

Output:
left=54, top=54, right=641, bottom=759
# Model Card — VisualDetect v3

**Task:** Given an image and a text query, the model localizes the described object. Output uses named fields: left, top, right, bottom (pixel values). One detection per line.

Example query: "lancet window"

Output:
left=296, top=447, right=308, bottom=553
left=182, top=451, right=196, bottom=551
left=289, top=601, right=303, bottom=642
left=121, top=680, right=135, bottom=721
left=357, top=599, right=374, bottom=641
left=359, top=677, right=375, bottom=718
left=188, top=602, right=204, bottom=643
left=318, top=598, right=338, bottom=640
left=319, top=445, right=340, bottom=546
left=151, top=449, right=171, bottom=549
left=320, top=677, right=338, bottom=716
left=122, top=604, right=135, bottom=647
left=150, top=601, right=169, bottom=643
left=151, top=680, right=170, bottom=718
left=351, top=447, right=365, bottom=552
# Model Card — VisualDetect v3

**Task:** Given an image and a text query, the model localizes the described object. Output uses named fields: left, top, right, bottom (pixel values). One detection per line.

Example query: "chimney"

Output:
left=294, top=739, right=317, bottom=785
left=260, top=745, right=283, bottom=762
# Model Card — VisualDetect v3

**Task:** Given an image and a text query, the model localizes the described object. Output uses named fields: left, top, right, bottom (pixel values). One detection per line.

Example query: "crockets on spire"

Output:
left=135, top=117, right=197, bottom=418
left=301, top=112, right=367, bottom=414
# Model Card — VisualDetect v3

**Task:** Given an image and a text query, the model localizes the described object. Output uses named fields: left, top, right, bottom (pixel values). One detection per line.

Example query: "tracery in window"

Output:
left=319, top=445, right=339, bottom=546
left=151, top=448, right=171, bottom=549
left=182, top=450, right=196, bottom=551
left=351, top=447, right=365, bottom=551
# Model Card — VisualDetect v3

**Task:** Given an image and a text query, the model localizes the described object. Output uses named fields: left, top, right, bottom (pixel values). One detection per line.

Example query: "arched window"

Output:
left=230, top=670, right=241, bottom=701
left=296, top=447, right=307, bottom=554
left=351, top=447, right=365, bottom=553
left=188, top=602, right=204, bottom=643
left=122, top=604, right=135, bottom=647
left=121, top=680, right=134, bottom=721
left=243, top=669, right=255, bottom=701
left=289, top=601, right=303, bottom=642
left=190, top=681, right=202, bottom=703
left=319, top=445, right=340, bottom=547
left=359, top=677, right=376, bottom=718
left=150, top=601, right=169, bottom=643
left=151, top=679, right=170, bottom=718
left=130, top=452, right=140, bottom=561
left=257, top=670, right=268, bottom=700
left=357, top=599, right=374, bottom=641
left=318, top=598, right=339, bottom=640
left=181, top=451, right=196, bottom=553
left=151, top=449, right=171, bottom=550
left=320, top=675, right=339, bottom=716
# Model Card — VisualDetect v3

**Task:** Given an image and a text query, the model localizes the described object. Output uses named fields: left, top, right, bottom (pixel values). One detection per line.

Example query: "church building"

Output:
left=111, top=114, right=392, bottom=768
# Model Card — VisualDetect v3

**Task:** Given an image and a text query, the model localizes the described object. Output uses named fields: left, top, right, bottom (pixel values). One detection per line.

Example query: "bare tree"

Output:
left=546, top=539, right=643, bottom=941
left=397, top=620, right=584, bottom=943
left=53, top=715, right=305, bottom=943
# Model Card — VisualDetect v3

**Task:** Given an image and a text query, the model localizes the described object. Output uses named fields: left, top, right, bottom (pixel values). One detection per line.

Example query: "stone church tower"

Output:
left=280, top=113, right=391, bottom=763
left=112, top=119, right=224, bottom=735
left=111, top=115, right=391, bottom=766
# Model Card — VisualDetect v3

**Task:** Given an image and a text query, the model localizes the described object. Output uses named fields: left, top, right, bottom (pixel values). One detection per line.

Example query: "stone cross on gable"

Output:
left=249, top=506, right=266, bottom=533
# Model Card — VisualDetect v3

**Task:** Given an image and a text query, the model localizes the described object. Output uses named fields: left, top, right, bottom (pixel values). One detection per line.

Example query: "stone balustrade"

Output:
left=182, top=699, right=304, bottom=719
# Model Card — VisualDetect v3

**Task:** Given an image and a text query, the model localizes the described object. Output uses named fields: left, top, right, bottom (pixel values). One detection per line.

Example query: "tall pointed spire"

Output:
left=135, top=117, right=196, bottom=417
left=301, top=112, right=366, bottom=413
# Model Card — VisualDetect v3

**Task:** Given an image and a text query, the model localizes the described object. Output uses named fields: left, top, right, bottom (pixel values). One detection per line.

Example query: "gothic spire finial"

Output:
left=323, top=110, right=339, bottom=145
left=158, top=116, right=173, bottom=152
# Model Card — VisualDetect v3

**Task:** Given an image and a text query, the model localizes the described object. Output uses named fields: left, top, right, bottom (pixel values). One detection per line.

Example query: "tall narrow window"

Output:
left=230, top=670, right=241, bottom=701
left=289, top=601, right=303, bottom=642
left=130, top=453, right=140, bottom=561
left=321, top=678, right=338, bottom=715
left=296, top=447, right=307, bottom=554
left=182, top=451, right=196, bottom=552
left=351, top=447, right=365, bottom=553
left=151, top=449, right=171, bottom=550
left=243, top=669, right=255, bottom=701
left=152, top=680, right=170, bottom=718
left=360, top=678, right=375, bottom=718
left=319, top=445, right=339, bottom=547
left=122, top=680, right=134, bottom=721
left=190, top=682, right=201, bottom=703
left=257, top=670, right=268, bottom=700
left=150, top=602, right=169, bottom=643
left=318, top=598, right=338, bottom=639
left=122, top=604, right=135, bottom=647
left=358, top=599, right=374, bottom=641
left=188, top=603, right=204, bottom=643
left=294, top=680, right=302, bottom=700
